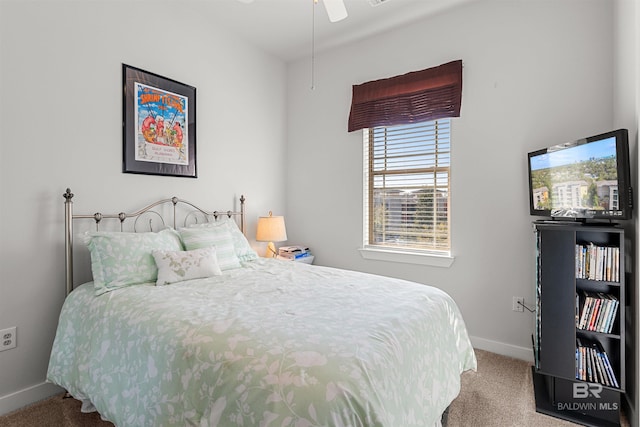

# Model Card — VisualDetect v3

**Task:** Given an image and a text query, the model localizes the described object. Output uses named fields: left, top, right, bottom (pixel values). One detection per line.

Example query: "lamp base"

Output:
left=266, top=242, right=277, bottom=258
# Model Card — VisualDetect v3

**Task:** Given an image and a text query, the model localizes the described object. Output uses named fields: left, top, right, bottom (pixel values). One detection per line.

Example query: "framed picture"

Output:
left=122, top=64, right=197, bottom=178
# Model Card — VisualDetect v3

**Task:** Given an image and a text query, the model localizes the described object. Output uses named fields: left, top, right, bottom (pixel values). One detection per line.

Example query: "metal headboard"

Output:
left=63, top=188, right=246, bottom=296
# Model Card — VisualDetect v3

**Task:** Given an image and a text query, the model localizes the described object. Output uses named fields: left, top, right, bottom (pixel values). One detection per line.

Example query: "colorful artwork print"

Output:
left=135, top=83, right=188, bottom=165
left=123, top=64, right=196, bottom=178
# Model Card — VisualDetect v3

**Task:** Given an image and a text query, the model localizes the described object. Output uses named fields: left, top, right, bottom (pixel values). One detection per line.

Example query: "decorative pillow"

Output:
left=178, top=226, right=242, bottom=271
left=84, top=228, right=183, bottom=295
left=152, top=247, right=222, bottom=286
left=189, top=218, right=258, bottom=262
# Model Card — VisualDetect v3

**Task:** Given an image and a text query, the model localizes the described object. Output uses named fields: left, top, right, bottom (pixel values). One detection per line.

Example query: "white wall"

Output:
left=0, top=0, right=287, bottom=413
left=613, top=0, right=638, bottom=424
left=614, top=0, right=640, bottom=424
left=286, top=0, right=615, bottom=360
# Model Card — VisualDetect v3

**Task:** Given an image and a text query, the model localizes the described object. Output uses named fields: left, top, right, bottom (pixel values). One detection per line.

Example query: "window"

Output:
left=350, top=60, right=461, bottom=265
left=363, top=119, right=451, bottom=255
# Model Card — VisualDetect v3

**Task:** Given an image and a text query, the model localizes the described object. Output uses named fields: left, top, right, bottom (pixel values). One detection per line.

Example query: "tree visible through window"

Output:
left=363, top=120, right=450, bottom=253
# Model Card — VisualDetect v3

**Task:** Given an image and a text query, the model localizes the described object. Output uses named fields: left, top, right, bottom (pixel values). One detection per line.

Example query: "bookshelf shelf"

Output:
left=576, top=279, right=621, bottom=288
left=532, top=221, right=627, bottom=426
left=576, top=330, right=621, bottom=340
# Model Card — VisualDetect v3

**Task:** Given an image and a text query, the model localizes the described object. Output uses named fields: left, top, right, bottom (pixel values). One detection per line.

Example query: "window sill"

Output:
left=358, top=247, right=455, bottom=267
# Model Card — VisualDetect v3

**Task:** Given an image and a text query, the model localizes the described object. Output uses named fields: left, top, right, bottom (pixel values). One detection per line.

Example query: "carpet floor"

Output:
left=447, top=349, right=629, bottom=426
left=0, top=349, right=630, bottom=426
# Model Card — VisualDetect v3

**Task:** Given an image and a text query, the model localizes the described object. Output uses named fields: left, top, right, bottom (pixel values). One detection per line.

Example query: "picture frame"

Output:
left=122, top=64, right=197, bottom=178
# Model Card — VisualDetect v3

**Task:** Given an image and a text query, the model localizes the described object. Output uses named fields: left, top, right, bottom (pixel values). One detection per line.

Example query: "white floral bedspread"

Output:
left=47, top=259, right=476, bottom=427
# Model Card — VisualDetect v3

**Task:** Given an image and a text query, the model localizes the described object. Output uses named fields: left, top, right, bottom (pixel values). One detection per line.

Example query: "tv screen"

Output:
left=528, top=129, right=633, bottom=220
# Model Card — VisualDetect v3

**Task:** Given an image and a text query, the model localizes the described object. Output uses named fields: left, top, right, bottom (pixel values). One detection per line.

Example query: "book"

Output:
left=576, top=339, right=583, bottom=381
left=595, top=293, right=611, bottom=332
left=601, top=350, right=620, bottom=388
left=595, top=350, right=610, bottom=387
left=575, top=338, right=619, bottom=388
left=603, top=297, right=619, bottom=334
left=587, top=297, right=601, bottom=331
left=575, top=244, right=582, bottom=279
left=578, top=292, right=591, bottom=330
left=589, top=243, right=597, bottom=280
left=575, top=344, right=580, bottom=380
left=579, top=292, right=597, bottom=330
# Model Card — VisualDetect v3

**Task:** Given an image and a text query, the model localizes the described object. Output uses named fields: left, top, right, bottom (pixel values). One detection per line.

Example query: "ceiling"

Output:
left=195, top=0, right=476, bottom=62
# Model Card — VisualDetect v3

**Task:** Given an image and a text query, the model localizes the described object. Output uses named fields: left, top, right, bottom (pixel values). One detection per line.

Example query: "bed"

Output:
left=47, top=189, right=477, bottom=427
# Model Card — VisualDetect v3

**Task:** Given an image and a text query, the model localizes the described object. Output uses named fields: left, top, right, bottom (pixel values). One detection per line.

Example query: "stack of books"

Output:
left=576, top=291, right=619, bottom=334
left=575, top=338, right=619, bottom=388
left=278, top=245, right=312, bottom=260
left=575, top=243, right=620, bottom=282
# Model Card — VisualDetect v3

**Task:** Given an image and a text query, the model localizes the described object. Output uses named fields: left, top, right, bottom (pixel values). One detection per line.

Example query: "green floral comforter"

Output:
left=47, top=259, right=476, bottom=427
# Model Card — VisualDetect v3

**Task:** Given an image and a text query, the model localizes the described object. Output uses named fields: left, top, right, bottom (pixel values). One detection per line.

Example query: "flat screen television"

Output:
left=528, top=128, right=633, bottom=221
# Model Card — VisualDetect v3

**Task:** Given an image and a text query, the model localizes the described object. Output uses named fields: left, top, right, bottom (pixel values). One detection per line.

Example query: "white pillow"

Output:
left=189, top=218, right=258, bottom=262
left=152, top=247, right=222, bottom=286
left=178, top=226, right=242, bottom=271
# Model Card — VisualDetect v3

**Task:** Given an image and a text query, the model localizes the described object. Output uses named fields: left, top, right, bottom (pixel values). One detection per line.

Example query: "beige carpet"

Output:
left=0, top=393, right=110, bottom=427
left=0, top=349, right=629, bottom=427
left=447, top=349, right=610, bottom=426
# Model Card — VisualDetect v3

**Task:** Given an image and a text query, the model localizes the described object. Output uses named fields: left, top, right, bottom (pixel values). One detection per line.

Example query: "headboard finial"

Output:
left=63, top=188, right=74, bottom=201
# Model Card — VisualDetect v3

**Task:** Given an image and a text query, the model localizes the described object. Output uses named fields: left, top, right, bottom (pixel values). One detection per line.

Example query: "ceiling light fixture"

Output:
left=237, top=0, right=347, bottom=23
left=323, top=0, right=348, bottom=23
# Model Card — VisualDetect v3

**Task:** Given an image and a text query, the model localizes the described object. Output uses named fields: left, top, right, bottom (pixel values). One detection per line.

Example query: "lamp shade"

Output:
left=256, top=212, right=287, bottom=243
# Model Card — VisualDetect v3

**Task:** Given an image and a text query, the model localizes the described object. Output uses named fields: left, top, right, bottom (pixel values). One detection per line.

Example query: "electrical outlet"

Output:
left=513, top=297, right=524, bottom=312
left=0, top=327, right=16, bottom=351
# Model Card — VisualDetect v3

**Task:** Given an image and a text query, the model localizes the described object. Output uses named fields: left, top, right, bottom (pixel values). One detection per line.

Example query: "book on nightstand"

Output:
left=277, top=245, right=314, bottom=264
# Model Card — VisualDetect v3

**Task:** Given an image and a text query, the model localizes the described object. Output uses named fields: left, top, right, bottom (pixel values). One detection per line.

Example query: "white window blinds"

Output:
left=363, top=120, right=451, bottom=252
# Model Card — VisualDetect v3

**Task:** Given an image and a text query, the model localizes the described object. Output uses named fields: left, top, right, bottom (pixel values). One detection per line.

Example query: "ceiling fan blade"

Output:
left=322, top=0, right=348, bottom=22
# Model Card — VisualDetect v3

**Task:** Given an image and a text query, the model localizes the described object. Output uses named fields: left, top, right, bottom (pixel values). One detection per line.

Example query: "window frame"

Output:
left=360, top=120, right=455, bottom=267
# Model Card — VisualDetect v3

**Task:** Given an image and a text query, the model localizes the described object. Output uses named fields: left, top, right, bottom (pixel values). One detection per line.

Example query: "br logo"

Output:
left=573, top=383, right=603, bottom=398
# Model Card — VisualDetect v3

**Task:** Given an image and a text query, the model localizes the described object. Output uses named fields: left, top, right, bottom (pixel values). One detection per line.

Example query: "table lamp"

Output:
left=256, top=211, right=287, bottom=258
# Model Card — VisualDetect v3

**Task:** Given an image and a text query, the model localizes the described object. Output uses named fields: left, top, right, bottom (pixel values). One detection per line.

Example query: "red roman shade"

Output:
left=348, top=59, right=462, bottom=132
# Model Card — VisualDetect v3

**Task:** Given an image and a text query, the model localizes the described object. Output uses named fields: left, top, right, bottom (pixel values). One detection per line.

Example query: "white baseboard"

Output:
left=0, top=382, right=63, bottom=416
left=470, top=335, right=534, bottom=362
